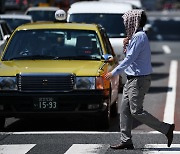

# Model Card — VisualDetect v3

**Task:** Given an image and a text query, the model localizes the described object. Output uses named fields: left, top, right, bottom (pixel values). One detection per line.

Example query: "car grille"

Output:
left=17, top=73, right=75, bottom=92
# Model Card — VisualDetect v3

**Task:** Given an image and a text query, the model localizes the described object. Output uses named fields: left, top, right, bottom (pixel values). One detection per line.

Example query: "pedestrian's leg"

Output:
left=129, top=76, right=175, bottom=147
left=110, top=81, right=135, bottom=150
left=120, top=81, right=133, bottom=144
left=129, top=76, right=170, bottom=135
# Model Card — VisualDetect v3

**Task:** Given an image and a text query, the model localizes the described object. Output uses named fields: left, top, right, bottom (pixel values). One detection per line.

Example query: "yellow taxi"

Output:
left=0, top=10, right=120, bottom=129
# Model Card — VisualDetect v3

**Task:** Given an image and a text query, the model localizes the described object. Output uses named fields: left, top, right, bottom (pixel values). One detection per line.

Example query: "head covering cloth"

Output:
left=122, top=9, right=144, bottom=39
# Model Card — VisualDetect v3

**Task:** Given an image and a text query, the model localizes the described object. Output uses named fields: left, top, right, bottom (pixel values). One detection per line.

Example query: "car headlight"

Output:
left=0, top=77, right=17, bottom=91
left=76, top=77, right=95, bottom=89
left=75, top=77, right=106, bottom=90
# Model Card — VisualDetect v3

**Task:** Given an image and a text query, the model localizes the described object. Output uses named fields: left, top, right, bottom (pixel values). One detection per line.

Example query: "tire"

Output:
left=0, top=117, right=5, bottom=131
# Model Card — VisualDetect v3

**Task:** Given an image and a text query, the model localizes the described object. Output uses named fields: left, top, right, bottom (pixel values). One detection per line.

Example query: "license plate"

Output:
left=34, top=97, right=58, bottom=110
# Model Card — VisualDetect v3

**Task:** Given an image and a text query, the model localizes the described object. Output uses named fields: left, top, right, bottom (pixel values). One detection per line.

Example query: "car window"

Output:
left=1, top=22, right=11, bottom=35
left=100, top=27, right=115, bottom=56
left=69, top=13, right=126, bottom=38
left=2, top=18, right=31, bottom=31
left=3, top=29, right=102, bottom=60
left=27, top=11, right=56, bottom=22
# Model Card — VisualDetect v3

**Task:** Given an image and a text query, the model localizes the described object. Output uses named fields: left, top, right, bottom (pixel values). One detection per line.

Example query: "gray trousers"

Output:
left=120, top=75, right=170, bottom=144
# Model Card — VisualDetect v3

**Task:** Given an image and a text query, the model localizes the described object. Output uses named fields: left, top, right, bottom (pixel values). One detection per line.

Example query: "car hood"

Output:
left=0, top=60, right=104, bottom=76
left=109, top=38, right=125, bottom=61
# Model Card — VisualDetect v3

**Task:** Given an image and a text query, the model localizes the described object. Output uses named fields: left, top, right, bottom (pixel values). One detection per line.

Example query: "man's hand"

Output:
left=105, top=72, right=113, bottom=80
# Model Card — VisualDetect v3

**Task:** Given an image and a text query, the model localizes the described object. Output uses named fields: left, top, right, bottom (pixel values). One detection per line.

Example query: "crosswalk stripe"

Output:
left=0, top=144, right=36, bottom=154
left=64, top=144, right=109, bottom=154
left=143, top=144, right=180, bottom=154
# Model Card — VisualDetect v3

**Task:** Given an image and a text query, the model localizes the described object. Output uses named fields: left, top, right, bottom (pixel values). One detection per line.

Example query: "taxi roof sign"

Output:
left=55, top=9, right=66, bottom=21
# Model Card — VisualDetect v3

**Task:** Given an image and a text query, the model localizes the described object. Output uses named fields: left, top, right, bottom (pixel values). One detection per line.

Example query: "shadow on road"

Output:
left=151, top=62, right=164, bottom=67
left=148, top=86, right=171, bottom=93
left=3, top=115, right=120, bottom=132
left=151, top=73, right=169, bottom=80
left=151, top=51, right=165, bottom=55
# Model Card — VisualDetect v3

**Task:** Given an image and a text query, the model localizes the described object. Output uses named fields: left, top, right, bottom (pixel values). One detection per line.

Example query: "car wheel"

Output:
left=0, top=117, right=5, bottom=131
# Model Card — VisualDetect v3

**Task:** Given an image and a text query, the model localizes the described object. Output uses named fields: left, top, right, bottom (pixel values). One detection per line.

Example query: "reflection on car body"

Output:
left=0, top=13, right=120, bottom=130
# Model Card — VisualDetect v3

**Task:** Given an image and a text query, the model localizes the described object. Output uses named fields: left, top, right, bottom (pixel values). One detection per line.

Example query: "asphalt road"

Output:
left=0, top=131, right=180, bottom=153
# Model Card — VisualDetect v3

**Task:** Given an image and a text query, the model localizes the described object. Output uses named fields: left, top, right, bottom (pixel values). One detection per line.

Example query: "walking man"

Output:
left=105, top=9, right=175, bottom=150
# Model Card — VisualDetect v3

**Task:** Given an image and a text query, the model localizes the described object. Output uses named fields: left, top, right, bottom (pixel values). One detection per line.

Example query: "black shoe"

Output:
left=110, top=143, right=134, bottom=150
left=166, top=124, right=175, bottom=147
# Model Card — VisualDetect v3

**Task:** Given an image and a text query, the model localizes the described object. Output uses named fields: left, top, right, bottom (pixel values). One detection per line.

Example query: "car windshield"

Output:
left=3, top=29, right=102, bottom=61
left=2, top=18, right=31, bottom=31
left=27, top=10, right=56, bottom=22
left=148, top=17, right=180, bottom=41
left=69, top=13, right=126, bottom=38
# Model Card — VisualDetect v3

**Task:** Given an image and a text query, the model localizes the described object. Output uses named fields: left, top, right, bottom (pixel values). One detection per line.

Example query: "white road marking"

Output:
left=162, top=45, right=171, bottom=54
left=64, top=144, right=109, bottom=154
left=1, top=131, right=180, bottom=135
left=143, top=144, right=180, bottom=154
left=163, top=60, right=178, bottom=124
left=0, top=144, right=36, bottom=154
left=148, top=131, right=180, bottom=134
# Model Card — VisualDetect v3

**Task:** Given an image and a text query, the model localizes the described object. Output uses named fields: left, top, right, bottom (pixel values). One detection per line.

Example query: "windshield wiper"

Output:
left=9, top=55, right=56, bottom=60
left=76, top=55, right=101, bottom=60
left=54, top=56, right=101, bottom=60
left=53, top=56, right=77, bottom=60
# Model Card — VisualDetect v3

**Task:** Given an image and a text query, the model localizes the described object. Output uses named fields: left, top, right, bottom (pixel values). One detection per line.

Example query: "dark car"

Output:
left=148, top=16, right=180, bottom=41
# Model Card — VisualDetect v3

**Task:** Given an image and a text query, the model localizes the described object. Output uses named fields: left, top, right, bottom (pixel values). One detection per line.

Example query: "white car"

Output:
left=25, top=7, right=59, bottom=22
left=99, top=0, right=142, bottom=9
left=0, top=14, right=32, bottom=31
left=67, top=1, right=134, bottom=86
left=67, top=1, right=134, bottom=60
left=0, top=20, right=11, bottom=53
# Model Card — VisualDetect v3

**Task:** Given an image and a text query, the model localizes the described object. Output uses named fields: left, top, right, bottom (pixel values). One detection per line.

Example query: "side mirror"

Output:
left=102, top=54, right=113, bottom=62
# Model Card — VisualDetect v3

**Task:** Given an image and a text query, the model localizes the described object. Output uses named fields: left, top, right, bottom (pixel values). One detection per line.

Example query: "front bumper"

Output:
left=0, top=90, right=109, bottom=118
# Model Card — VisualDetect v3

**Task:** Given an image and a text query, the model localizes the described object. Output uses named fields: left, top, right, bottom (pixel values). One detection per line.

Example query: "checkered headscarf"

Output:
left=122, top=9, right=144, bottom=39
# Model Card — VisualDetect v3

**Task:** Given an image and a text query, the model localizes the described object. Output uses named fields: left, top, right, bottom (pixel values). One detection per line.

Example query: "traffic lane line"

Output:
left=162, top=45, right=171, bottom=54
left=175, top=61, right=180, bottom=130
left=163, top=60, right=177, bottom=124
left=1, top=131, right=180, bottom=135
